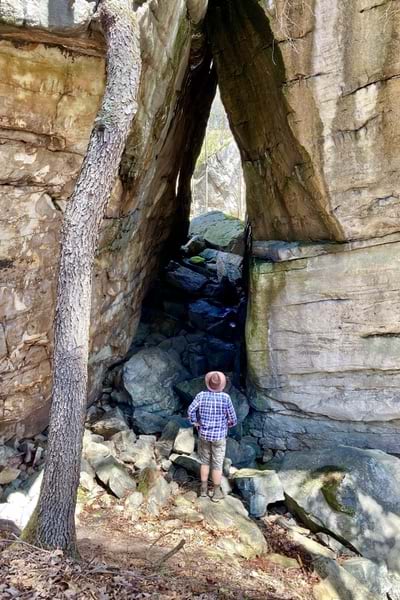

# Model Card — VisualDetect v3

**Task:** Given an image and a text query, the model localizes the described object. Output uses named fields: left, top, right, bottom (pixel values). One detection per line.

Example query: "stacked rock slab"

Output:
left=246, top=237, right=400, bottom=452
left=0, top=0, right=210, bottom=439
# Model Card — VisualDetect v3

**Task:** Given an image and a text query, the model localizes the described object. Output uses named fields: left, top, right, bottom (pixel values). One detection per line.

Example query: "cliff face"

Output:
left=210, top=0, right=400, bottom=451
left=0, top=0, right=211, bottom=439
left=2, top=0, right=400, bottom=451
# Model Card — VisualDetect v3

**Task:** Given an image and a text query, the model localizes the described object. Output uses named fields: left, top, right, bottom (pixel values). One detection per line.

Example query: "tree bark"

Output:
left=22, top=0, right=141, bottom=556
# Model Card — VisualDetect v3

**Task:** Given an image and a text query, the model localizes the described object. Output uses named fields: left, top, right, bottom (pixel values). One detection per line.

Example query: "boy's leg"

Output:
left=198, top=439, right=211, bottom=497
left=210, top=439, right=226, bottom=502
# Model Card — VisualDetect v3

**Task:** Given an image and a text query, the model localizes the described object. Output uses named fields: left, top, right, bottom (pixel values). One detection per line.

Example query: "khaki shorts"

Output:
left=198, top=438, right=226, bottom=471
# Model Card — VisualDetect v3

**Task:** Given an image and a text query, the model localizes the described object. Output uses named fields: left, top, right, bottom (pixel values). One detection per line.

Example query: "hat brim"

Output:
left=205, top=371, right=227, bottom=392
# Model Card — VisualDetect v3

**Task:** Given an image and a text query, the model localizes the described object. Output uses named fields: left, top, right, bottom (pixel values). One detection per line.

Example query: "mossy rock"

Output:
left=189, top=255, right=206, bottom=265
left=136, top=466, right=159, bottom=497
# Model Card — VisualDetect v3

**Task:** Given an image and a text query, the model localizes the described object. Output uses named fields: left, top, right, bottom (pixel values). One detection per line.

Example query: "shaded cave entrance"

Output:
left=104, top=0, right=326, bottom=448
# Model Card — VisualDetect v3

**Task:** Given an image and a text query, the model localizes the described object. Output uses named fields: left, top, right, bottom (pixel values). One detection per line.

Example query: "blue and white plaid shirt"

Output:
left=188, top=391, right=237, bottom=441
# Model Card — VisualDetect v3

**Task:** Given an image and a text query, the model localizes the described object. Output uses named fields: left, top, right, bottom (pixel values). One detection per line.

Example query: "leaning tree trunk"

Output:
left=22, top=0, right=141, bottom=556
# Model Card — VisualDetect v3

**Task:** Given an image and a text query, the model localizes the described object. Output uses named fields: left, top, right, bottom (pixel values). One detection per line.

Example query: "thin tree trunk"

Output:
left=22, top=0, right=141, bottom=557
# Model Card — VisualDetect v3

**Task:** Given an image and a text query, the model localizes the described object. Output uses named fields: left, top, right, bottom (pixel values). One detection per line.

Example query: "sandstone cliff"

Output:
left=2, top=0, right=400, bottom=452
left=0, top=0, right=210, bottom=439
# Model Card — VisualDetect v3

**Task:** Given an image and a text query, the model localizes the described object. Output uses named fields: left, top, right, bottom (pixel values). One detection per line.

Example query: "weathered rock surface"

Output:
left=91, top=408, right=129, bottom=439
left=232, top=468, right=284, bottom=517
left=189, top=211, right=245, bottom=255
left=246, top=237, right=400, bottom=452
left=0, top=0, right=97, bottom=34
left=123, top=347, right=189, bottom=415
left=95, top=457, right=136, bottom=499
left=278, top=446, right=400, bottom=573
left=196, top=495, right=267, bottom=558
left=209, top=0, right=400, bottom=243
left=0, top=0, right=213, bottom=439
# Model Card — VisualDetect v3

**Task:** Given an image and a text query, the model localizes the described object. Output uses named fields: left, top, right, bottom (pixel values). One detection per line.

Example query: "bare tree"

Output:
left=22, top=0, right=141, bottom=557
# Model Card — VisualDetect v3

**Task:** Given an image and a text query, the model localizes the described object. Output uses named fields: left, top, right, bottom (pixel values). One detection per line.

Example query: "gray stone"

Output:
left=161, top=459, right=171, bottom=471
left=124, top=437, right=155, bottom=470
left=0, top=446, right=18, bottom=467
left=111, top=430, right=137, bottom=456
left=232, top=468, right=285, bottom=517
left=278, top=446, right=400, bottom=573
left=173, top=427, right=195, bottom=455
left=95, top=457, right=136, bottom=499
left=161, top=416, right=191, bottom=442
left=225, top=438, right=256, bottom=468
left=216, top=251, right=243, bottom=286
left=155, top=439, right=173, bottom=460
left=189, top=211, right=245, bottom=255
left=124, top=491, right=144, bottom=517
left=0, top=468, right=20, bottom=485
left=147, top=477, right=171, bottom=516
left=175, top=377, right=249, bottom=424
left=169, top=465, right=190, bottom=484
left=171, top=505, right=204, bottom=523
left=247, top=240, right=400, bottom=453
left=342, top=557, right=392, bottom=599
left=123, top=347, right=189, bottom=415
left=165, top=263, right=208, bottom=294
left=171, top=453, right=202, bottom=477
left=0, top=0, right=96, bottom=33
left=196, top=495, right=267, bottom=558
left=83, top=438, right=112, bottom=469
left=313, top=557, right=378, bottom=600
left=79, top=458, right=100, bottom=494
left=316, top=533, right=356, bottom=557
left=133, top=409, right=168, bottom=435
left=91, top=407, right=129, bottom=439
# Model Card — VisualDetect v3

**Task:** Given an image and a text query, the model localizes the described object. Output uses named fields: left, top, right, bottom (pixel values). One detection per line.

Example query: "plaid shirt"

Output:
left=188, top=391, right=237, bottom=441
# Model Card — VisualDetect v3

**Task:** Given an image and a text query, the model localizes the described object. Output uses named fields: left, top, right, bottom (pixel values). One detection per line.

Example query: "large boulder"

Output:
left=175, top=376, right=249, bottom=424
left=91, top=407, right=129, bottom=439
left=123, top=347, right=189, bottom=415
left=0, top=0, right=96, bottom=33
left=278, top=446, right=400, bottom=573
left=196, top=495, right=267, bottom=558
left=232, top=468, right=285, bottom=517
left=133, top=409, right=168, bottom=435
left=95, top=457, right=136, bottom=499
left=189, top=211, right=245, bottom=255
left=188, top=300, right=237, bottom=339
left=165, top=262, right=208, bottom=295
left=225, top=438, right=256, bottom=469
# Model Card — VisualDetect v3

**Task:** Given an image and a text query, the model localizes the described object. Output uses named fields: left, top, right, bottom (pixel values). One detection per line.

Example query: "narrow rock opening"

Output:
left=101, top=83, right=253, bottom=464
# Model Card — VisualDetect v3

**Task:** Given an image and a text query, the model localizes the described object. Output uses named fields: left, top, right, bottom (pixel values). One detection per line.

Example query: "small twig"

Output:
left=145, top=528, right=178, bottom=562
left=0, top=535, right=53, bottom=554
left=154, top=539, right=185, bottom=568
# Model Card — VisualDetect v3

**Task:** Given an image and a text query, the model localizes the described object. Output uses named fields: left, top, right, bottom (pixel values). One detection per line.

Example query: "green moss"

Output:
left=136, top=467, right=158, bottom=496
left=312, top=466, right=355, bottom=517
left=20, top=504, right=39, bottom=544
left=190, top=255, right=206, bottom=264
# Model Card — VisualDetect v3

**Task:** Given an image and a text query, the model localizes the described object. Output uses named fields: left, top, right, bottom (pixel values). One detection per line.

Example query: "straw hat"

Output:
left=205, top=371, right=227, bottom=392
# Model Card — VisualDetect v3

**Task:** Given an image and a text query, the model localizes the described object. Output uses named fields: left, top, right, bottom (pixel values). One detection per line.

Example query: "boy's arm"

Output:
left=188, top=394, right=201, bottom=426
left=226, top=396, right=238, bottom=428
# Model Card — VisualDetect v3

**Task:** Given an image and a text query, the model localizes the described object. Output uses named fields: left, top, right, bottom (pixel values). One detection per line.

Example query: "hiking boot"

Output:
left=211, top=485, right=225, bottom=502
left=200, top=482, right=208, bottom=497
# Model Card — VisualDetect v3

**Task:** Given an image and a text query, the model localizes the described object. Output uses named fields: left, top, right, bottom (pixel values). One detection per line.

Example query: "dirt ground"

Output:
left=0, top=491, right=319, bottom=599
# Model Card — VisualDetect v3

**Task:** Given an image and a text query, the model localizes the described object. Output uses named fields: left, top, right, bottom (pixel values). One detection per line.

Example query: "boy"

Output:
left=187, top=371, right=237, bottom=501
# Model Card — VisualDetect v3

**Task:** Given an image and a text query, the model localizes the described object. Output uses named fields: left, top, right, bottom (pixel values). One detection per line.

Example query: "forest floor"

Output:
left=0, top=490, right=319, bottom=600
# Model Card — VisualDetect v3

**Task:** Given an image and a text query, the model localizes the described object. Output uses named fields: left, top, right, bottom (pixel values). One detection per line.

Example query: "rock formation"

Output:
left=0, top=0, right=211, bottom=439
left=2, top=0, right=400, bottom=453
